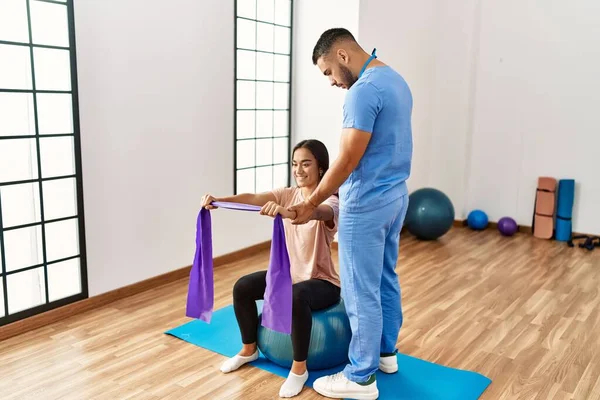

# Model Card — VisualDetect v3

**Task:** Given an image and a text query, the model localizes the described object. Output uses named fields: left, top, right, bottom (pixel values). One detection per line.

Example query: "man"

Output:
left=288, top=28, right=413, bottom=399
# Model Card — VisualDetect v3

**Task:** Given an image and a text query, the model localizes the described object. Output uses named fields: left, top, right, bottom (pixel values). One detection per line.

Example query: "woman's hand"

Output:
left=260, top=201, right=296, bottom=220
left=201, top=194, right=218, bottom=210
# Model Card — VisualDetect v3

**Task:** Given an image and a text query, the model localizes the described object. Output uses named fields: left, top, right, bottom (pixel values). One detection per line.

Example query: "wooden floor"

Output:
left=1, top=227, right=600, bottom=399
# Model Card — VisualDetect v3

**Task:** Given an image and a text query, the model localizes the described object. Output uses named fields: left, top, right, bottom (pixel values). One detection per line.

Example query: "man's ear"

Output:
left=337, top=48, right=349, bottom=64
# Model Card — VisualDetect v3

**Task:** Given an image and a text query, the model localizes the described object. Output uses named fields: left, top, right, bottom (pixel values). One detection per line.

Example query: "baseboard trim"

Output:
left=331, top=219, right=589, bottom=249
left=453, top=219, right=596, bottom=236
left=0, top=240, right=271, bottom=342
left=399, top=219, right=532, bottom=236
left=455, top=219, right=532, bottom=234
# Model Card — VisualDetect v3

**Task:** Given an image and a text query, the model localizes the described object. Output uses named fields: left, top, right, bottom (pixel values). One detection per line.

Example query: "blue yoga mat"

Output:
left=556, top=179, right=575, bottom=242
left=556, top=218, right=572, bottom=242
left=165, top=303, right=491, bottom=399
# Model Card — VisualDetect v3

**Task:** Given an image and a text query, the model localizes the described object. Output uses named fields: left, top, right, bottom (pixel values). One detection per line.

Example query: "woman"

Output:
left=201, top=140, right=340, bottom=398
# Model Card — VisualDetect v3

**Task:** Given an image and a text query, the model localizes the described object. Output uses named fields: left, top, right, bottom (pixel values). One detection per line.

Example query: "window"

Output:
left=0, top=0, right=88, bottom=326
left=235, top=0, right=293, bottom=194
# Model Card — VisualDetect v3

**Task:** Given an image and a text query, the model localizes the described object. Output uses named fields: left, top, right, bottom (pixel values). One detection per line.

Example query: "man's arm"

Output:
left=289, top=128, right=371, bottom=224
left=309, top=128, right=371, bottom=206
left=289, top=81, right=380, bottom=224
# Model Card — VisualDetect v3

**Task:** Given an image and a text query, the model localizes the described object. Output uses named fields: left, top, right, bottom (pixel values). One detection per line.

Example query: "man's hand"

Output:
left=260, top=201, right=296, bottom=219
left=288, top=200, right=316, bottom=225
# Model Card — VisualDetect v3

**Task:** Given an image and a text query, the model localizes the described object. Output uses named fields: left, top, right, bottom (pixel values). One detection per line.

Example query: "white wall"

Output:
left=358, top=0, right=479, bottom=216
left=75, top=0, right=272, bottom=296
left=292, top=0, right=360, bottom=161
left=357, top=0, right=600, bottom=234
left=466, top=0, right=600, bottom=234
left=74, top=0, right=600, bottom=297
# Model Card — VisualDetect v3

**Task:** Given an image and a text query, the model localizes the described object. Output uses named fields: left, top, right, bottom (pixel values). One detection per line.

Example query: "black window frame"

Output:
left=0, top=0, right=88, bottom=326
left=233, top=0, right=294, bottom=194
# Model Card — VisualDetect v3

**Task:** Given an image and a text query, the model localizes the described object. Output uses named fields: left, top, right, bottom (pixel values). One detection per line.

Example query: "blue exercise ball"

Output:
left=404, top=188, right=455, bottom=240
left=467, top=210, right=489, bottom=230
left=257, top=299, right=351, bottom=370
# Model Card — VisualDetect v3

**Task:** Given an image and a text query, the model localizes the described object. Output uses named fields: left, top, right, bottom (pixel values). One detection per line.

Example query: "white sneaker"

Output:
left=379, top=355, right=398, bottom=373
left=312, top=372, right=379, bottom=400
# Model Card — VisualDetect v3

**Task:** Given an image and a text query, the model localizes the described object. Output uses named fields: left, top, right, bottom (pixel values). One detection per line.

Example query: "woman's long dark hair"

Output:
left=292, top=139, right=330, bottom=180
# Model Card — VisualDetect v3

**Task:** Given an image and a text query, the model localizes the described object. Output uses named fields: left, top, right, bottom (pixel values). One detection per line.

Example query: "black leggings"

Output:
left=233, top=270, right=340, bottom=362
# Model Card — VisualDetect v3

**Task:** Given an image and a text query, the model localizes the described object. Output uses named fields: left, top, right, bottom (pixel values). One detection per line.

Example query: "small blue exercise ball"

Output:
left=404, top=188, right=455, bottom=240
left=257, top=299, right=351, bottom=370
left=467, top=210, right=489, bottom=230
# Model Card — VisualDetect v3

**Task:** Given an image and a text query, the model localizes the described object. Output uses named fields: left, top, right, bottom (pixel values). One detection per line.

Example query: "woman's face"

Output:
left=292, top=147, right=320, bottom=188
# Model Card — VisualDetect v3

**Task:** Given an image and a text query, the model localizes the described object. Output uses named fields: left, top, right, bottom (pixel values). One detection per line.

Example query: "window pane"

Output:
left=257, top=82, right=273, bottom=109
left=237, top=168, right=255, bottom=194
left=7, top=267, right=46, bottom=314
left=236, top=0, right=256, bottom=19
left=0, top=44, right=32, bottom=90
left=237, top=81, right=255, bottom=109
left=0, top=93, right=35, bottom=136
left=257, top=23, right=274, bottom=52
left=4, top=226, right=43, bottom=272
left=43, top=178, right=77, bottom=221
left=40, top=136, right=75, bottom=178
left=274, top=83, right=289, bottom=109
left=256, top=166, right=273, bottom=193
left=256, top=138, right=273, bottom=165
left=257, top=0, right=274, bottom=23
left=256, top=52, right=274, bottom=81
left=0, top=183, right=41, bottom=228
left=256, top=111, right=272, bottom=137
left=236, top=140, right=255, bottom=169
left=45, top=218, right=79, bottom=262
left=273, top=137, right=289, bottom=164
left=235, top=2, right=290, bottom=196
left=237, top=18, right=256, bottom=50
left=274, top=54, right=290, bottom=82
left=274, top=26, right=291, bottom=54
left=0, top=139, right=38, bottom=184
left=275, top=0, right=292, bottom=27
left=236, top=111, right=255, bottom=139
left=0, top=0, right=29, bottom=43
left=30, top=1, right=69, bottom=47
left=236, top=50, right=255, bottom=80
left=274, top=163, right=288, bottom=188
left=273, top=111, right=289, bottom=136
left=0, top=277, right=4, bottom=318
left=33, top=47, right=71, bottom=91
left=37, top=93, right=73, bottom=134
left=48, top=258, right=81, bottom=302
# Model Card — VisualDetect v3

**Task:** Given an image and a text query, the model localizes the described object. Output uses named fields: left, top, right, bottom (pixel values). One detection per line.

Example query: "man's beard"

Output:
left=339, top=64, right=357, bottom=88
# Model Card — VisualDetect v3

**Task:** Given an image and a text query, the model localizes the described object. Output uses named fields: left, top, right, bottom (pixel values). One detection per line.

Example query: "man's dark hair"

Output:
left=312, top=28, right=357, bottom=65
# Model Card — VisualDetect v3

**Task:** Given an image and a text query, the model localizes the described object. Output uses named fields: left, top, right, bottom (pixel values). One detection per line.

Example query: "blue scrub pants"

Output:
left=339, top=194, right=409, bottom=382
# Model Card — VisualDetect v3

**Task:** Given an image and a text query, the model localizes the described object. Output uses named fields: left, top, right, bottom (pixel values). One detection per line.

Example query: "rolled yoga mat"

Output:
left=533, top=177, right=557, bottom=239
left=555, top=179, right=575, bottom=242
left=166, top=302, right=492, bottom=400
